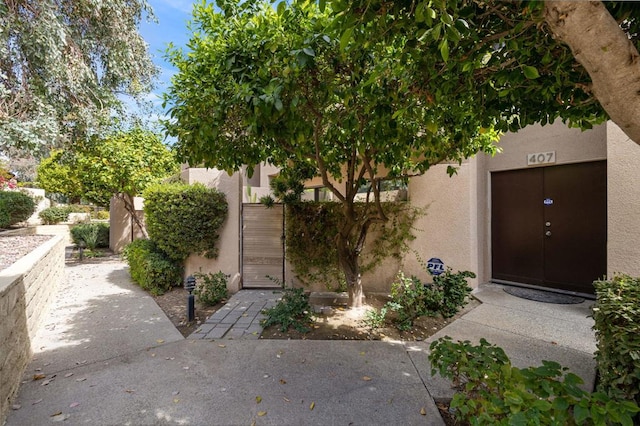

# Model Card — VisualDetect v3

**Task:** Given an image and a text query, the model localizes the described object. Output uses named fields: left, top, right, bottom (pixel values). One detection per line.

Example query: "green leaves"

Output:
left=522, top=65, right=540, bottom=79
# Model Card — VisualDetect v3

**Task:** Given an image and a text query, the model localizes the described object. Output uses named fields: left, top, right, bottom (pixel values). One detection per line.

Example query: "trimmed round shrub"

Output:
left=143, top=182, right=228, bottom=261
left=39, top=206, right=71, bottom=224
left=0, top=191, right=36, bottom=227
left=122, top=239, right=182, bottom=295
left=193, top=271, right=229, bottom=305
left=70, top=223, right=109, bottom=249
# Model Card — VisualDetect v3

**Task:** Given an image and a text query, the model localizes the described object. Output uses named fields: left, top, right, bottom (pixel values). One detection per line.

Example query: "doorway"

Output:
left=491, top=161, right=606, bottom=294
left=241, top=204, right=285, bottom=288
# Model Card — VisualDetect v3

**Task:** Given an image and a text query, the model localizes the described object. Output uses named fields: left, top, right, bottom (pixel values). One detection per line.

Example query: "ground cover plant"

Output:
left=261, top=288, right=314, bottom=333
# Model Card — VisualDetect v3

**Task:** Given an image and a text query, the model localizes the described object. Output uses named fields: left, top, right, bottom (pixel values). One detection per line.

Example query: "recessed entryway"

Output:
left=491, top=161, right=607, bottom=294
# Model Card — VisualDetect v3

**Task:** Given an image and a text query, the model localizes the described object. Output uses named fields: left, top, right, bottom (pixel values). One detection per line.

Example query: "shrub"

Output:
left=94, top=210, right=110, bottom=220
left=429, top=337, right=640, bottom=425
left=261, top=288, right=313, bottom=333
left=386, top=269, right=474, bottom=330
left=71, top=223, right=109, bottom=249
left=0, top=191, right=36, bottom=227
left=122, top=239, right=182, bottom=295
left=39, top=206, right=71, bottom=224
left=143, top=182, right=228, bottom=261
left=68, top=204, right=92, bottom=213
left=193, top=271, right=229, bottom=305
left=593, top=275, right=640, bottom=409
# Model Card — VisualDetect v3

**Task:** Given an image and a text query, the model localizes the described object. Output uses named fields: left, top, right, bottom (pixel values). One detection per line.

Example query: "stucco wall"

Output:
left=607, top=122, right=640, bottom=277
left=182, top=168, right=242, bottom=293
left=476, top=121, right=608, bottom=284
left=0, top=235, right=65, bottom=423
left=109, top=195, right=145, bottom=254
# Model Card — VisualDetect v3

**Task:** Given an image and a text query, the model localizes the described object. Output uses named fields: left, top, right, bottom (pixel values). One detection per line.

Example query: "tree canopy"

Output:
left=0, top=0, right=158, bottom=155
left=37, top=128, right=177, bottom=209
left=328, top=0, right=640, bottom=142
left=164, top=0, right=500, bottom=306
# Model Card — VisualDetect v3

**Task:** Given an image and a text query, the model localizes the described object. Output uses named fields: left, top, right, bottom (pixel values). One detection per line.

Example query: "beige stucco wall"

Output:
left=606, top=122, right=640, bottom=277
left=109, top=196, right=145, bottom=253
left=182, top=168, right=243, bottom=293
left=475, top=121, right=608, bottom=284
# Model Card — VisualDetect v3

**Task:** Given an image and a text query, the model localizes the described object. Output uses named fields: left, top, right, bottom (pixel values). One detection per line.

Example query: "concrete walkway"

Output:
left=4, top=260, right=597, bottom=426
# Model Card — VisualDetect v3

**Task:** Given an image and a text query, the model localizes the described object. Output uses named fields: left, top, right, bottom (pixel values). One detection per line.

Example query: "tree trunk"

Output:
left=119, top=193, right=148, bottom=240
left=544, top=1, right=640, bottom=145
left=337, top=232, right=364, bottom=308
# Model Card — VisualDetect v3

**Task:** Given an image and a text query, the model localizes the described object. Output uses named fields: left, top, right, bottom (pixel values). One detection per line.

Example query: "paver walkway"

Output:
left=188, top=289, right=282, bottom=340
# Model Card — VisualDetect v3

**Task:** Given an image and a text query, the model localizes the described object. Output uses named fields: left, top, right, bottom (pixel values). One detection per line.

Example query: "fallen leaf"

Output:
left=256, top=396, right=262, bottom=404
left=420, top=407, right=427, bottom=416
left=257, top=411, right=267, bottom=417
left=156, top=339, right=165, bottom=344
left=310, top=402, right=315, bottom=411
left=51, top=413, right=69, bottom=422
left=69, top=402, right=80, bottom=408
left=251, top=421, right=256, bottom=426
left=283, top=397, right=290, bottom=403
left=32, top=399, right=43, bottom=405
left=150, top=353, right=156, bottom=357
left=218, top=344, right=226, bottom=348
left=362, top=376, right=372, bottom=381
left=183, top=366, right=189, bottom=370
left=41, top=379, right=53, bottom=386
left=359, top=352, right=366, bottom=356
left=279, top=379, right=287, bottom=385
left=173, top=398, right=180, bottom=403
left=50, top=411, right=63, bottom=417
left=33, top=374, right=46, bottom=381
left=172, top=391, right=180, bottom=396
left=11, top=404, right=21, bottom=410
left=75, top=378, right=86, bottom=382
left=64, top=373, right=74, bottom=378
left=124, top=389, right=135, bottom=393
left=35, top=368, right=42, bottom=372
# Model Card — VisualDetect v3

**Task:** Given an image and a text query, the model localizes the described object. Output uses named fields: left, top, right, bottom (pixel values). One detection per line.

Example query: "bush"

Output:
left=193, top=271, right=229, bottom=305
left=261, top=288, right=313, bottom=333
left=94, top=210, right=110, bottom=220
left=0, top=191, right=36, bottom=228
left=39, top=206, right=71, bottom=224
left=386, top=269, right=475, bottom=330
left=68, top=204, right=92, bottom=213
left=71, top=223, right=109, bottom=249
left=122, top=239, right=182, bottom=295
left=429, top=337, right=640, bottom=425
left=593, top=275, right=640, bottom=409
left=143, top=183, right=228, bottom=261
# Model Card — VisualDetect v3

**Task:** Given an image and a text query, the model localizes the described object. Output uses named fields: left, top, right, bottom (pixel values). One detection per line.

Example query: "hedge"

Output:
left=143, top=182, right=228, bottom=261
left=122, top=239, right=182, bottom=295
left=0, top=191, right=36, bottom=228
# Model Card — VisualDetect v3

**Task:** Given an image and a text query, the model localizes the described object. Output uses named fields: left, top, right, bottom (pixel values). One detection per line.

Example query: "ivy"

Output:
left=285, top=201, right=422, bottom=290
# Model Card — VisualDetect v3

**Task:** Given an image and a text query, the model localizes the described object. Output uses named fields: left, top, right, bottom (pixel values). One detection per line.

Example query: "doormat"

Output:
left=503, top=287, right=585, bottom=304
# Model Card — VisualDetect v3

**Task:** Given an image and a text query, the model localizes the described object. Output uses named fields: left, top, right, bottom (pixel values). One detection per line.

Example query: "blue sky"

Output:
left=137, top=0, right=195, bottom=119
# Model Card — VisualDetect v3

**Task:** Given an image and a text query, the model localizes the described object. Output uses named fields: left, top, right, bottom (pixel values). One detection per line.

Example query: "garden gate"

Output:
left=241, top=204, right=285, bottom=288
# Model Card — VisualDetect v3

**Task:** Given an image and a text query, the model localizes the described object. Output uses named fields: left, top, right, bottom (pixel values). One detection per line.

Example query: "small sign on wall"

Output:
left=426, top=258, right=445, bottom=276
left=527, top=151, right=556, bottom=166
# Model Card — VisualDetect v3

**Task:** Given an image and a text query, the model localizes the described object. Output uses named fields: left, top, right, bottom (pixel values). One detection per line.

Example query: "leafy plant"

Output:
left=93, top=210, right=110, bottom=220
left=39, top=206, right=71, bottom=224
left=261, top=288, right=313, bottom=333
left=429, top=337, right=640, bottom=425
left=143, top=182, right=228, bottom=262
left=387, top=272, right=441, bottom=330
left=386, top=268, right=475, bottom=330
left=593, top=275, right=640, bottom=409
left=122, top=239, right=182, bottom=296
left=71, top=223, right=109, bottom=250
left=361, top=305, right=388, bottom=333
left=0, top=190, right=36, bottom=228
left=193, top=271, right=229, bottom=306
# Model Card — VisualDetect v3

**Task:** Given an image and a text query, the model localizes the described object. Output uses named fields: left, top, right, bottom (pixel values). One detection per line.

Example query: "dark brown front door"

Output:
left=491, top=161, right=606, bottom=294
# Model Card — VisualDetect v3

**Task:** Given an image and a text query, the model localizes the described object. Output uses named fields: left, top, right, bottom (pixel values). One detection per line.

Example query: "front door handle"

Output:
left=545, top=230, right=552, bottom=237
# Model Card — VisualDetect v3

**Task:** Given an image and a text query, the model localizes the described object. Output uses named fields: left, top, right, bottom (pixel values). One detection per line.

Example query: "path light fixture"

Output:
left=185, top=275, right=196, bottom=322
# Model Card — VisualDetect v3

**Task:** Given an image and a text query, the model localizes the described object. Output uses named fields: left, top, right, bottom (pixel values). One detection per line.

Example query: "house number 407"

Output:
left=527, top=151, right=556, bottom=166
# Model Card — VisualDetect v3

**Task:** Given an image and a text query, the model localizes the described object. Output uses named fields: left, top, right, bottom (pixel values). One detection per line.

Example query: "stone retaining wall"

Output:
left=0, top=235, right=65, bottom=423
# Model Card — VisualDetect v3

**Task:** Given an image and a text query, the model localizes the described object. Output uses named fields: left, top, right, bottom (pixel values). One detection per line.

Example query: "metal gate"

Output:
left=242, top=204, right=284, bottom=288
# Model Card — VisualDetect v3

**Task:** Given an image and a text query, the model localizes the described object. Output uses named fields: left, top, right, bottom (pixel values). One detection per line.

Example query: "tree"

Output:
left=37, top=128, right=177, bottom=235
left=0, top=0, right=158, bottom=154
left=76, top=128, right=178, bottom=236
left=36, top=151, right=83, bottom=203
left=328, top=0, right=640, bottom=144
left=165, top=1, right=499, bottom=307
